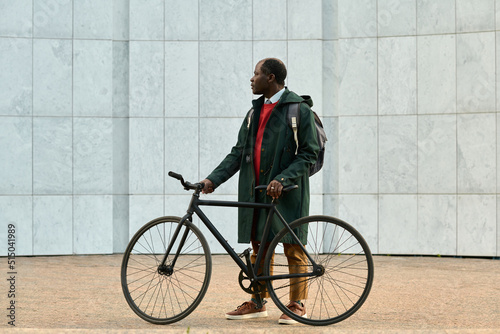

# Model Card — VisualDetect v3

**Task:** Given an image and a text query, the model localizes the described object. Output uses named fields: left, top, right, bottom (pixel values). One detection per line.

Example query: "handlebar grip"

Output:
left=168, top=171, right=183, bottom=181
left=254, top=184, right=298, bottom=193
left=283, top=185, right=298, bottom=192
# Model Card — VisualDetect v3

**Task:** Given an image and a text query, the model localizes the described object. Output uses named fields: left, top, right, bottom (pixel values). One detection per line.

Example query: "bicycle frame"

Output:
left=161, top=189, right=320, bottom=285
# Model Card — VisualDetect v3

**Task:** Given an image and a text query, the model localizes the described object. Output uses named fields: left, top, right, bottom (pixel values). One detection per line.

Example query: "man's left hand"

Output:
left=267, top=180, right=283, bottom=199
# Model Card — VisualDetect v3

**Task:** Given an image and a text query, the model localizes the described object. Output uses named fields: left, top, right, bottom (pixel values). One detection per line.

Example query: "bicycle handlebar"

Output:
left=169, top=171, right=298, bottom=194
left=255, top=184, right=298, bottom=193
left=168, top=171, right=183, bottom=181
left=168, top=171, right=204, bottom=191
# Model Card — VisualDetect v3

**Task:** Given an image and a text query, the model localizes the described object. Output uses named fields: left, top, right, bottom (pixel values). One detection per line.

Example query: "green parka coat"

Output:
left=206, top=89, right=320, bottom=244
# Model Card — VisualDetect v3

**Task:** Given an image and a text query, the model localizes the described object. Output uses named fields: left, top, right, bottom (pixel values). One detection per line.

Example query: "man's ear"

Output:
left=268, top=73, right=276, bottom=83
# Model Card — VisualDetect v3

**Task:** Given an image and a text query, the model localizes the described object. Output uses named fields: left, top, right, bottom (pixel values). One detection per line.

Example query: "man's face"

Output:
left=250, top=61, right=270, bottom=95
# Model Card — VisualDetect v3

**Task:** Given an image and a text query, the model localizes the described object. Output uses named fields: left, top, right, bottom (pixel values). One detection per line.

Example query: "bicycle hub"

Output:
left=158, top=265, right=174, bottom=276
left=315, top=264, right=325, bottom=276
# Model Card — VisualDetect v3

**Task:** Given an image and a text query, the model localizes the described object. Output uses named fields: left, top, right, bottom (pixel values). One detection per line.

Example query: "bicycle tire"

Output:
left=121, top=216, right=212, bottom=324
left=264, top=215, right=374, bottom=326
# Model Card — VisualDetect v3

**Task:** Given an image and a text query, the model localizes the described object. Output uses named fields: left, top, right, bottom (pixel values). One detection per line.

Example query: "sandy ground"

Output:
left=1, top=254, right=499, bottom=333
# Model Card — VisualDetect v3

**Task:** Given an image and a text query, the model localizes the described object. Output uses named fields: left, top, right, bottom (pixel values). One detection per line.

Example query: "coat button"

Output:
left=260, top=169, right=264, bottom=173
left=261, top=148, right=264, bottom=151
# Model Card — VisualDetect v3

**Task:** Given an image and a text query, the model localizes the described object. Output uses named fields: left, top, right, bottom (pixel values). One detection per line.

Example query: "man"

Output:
left=200, top=58, right=319, bottom=324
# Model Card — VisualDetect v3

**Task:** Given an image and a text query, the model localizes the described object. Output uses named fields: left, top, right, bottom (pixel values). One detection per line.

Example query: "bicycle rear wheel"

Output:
left=121, top=216, right=212, bottom=324
left=264, top=215, right=373, bottom=326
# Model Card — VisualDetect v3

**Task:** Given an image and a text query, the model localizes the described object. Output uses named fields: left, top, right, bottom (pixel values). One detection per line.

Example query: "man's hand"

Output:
left=200, top=179, right=214, bottom=194
left=267, top=180, right=283, bottom=199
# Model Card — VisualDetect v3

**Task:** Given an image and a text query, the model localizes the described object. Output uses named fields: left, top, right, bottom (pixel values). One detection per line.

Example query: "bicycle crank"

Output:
left=238, top=270, right=254, bottom=294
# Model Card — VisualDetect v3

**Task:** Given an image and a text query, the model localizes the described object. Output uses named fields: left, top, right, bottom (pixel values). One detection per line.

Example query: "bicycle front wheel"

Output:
left=264, top=215, right=374, bottom=326
left=121, top=216, right=212, bottom=324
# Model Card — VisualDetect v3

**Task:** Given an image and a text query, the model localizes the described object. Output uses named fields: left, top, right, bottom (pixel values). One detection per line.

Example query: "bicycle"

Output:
left=121, top=171, right=374, bottom=326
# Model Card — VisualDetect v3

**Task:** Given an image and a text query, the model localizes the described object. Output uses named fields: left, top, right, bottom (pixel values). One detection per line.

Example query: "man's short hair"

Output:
left=260, top=58, right=287, bottom=85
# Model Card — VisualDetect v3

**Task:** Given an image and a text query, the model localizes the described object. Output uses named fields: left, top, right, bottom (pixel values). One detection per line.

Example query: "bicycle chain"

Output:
left=269, top=264, right=317, bottom=291
left=274, top=264, right=312, bottom=267
left=272, top=276, right=317, bottom=291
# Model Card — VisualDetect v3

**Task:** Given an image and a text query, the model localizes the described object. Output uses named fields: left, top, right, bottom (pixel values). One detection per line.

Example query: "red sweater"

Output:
left=254, top=101, right=278, bottom=184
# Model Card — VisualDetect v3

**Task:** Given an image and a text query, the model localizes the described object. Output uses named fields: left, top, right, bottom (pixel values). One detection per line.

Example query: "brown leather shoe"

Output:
left=278, top=301, right=307, bottom=324
left=225, top=301, right=268, bottom=320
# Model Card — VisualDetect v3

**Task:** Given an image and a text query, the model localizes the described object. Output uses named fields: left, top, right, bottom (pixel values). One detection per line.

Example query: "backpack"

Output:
left=246, top=95, right=327, bottom=176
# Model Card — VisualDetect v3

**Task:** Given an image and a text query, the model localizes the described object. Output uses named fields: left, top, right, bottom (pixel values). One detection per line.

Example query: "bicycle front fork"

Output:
left=158, top=216, right=192, bottom=273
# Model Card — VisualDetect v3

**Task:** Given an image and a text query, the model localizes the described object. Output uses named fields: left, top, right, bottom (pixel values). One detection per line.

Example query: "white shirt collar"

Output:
left=267, top=87, right=285, bottom=104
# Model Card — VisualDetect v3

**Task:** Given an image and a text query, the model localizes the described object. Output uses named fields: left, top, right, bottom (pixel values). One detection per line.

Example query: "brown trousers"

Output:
left=250, top=240, right=309, bottom=301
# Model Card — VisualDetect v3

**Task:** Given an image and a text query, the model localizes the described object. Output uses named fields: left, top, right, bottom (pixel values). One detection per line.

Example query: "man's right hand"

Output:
left=200, top=179, right=214, bottom=194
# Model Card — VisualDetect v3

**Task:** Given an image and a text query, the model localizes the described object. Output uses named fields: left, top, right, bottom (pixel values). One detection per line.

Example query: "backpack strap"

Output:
left=246, top=108, right=254, bottom=129
left=288, top=103, right=300, bottom=155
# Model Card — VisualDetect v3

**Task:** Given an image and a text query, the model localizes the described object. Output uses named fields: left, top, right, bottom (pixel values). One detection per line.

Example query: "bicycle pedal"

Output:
left=238, top=248, right=252, bottom=258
